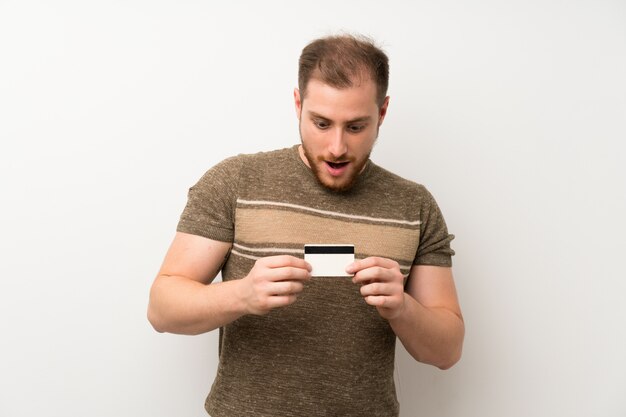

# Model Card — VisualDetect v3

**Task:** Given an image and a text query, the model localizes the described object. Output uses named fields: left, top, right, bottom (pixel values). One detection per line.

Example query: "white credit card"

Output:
left=304, top=244, right=355, bottom=277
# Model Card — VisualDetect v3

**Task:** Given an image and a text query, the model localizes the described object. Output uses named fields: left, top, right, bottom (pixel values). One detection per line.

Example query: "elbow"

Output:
left=147, top=304, right=166, bottom=333
left=435, top=329, right=465, bottom=370
left=409, top=343, right=463, bottom=370
left=435, top=348, right=462, bottom=370
left=147, top=277, right=172, bottom=333
left=437, top=359, right=459, bottom=370
left=427, top=323, right=465, bottom=370
left=147, top=283, right=168, bottom=333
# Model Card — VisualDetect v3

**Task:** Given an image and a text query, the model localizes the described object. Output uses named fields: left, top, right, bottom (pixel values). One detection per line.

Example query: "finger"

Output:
left=346, top=257, right=398, bottom=274
left=363, top=295, right=388, bottom=307
left=264, top=294, right=299, bottom=310
left=268, top=280, right=305, bottom=296
left=359, top=282, right=397, bottom=297
left=268, top=266, right=312, bottom=282
left=352, top=266, right=397, bottom=284
left=260, top=255, right=312, bottom=271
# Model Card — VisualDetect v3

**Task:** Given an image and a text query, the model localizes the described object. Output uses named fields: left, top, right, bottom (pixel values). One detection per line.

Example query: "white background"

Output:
left=1, top=1, right=625, bottom=416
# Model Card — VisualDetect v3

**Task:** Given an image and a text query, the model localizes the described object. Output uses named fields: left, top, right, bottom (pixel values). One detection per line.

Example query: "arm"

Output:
left=389, top=265, right=464, bottom=369
left=147, top=232, right=239, bottom=335
left=147, top=232, right=311, bottom=335
left=348, top=260, right=464, bottom=369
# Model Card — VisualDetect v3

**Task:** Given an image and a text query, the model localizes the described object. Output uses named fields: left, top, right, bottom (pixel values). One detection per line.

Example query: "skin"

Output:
left=147, top=76, right=464, bottom=369
left=148, top=234, right=310, bottom=335
left=295, top=77, right=389, bottom=192
left=295, top=77, right=464, bottom=368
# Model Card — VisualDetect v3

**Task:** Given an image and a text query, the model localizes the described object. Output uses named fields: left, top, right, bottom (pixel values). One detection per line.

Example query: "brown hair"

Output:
left=298, top=34, right=389, bottom=107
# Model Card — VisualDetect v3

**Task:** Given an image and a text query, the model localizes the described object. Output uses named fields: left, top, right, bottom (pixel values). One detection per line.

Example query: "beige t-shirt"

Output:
left=177, top=145, right=454, bottom=417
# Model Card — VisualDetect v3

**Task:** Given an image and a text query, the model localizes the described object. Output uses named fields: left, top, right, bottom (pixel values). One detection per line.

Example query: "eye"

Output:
left=314, top=119, right=330, bottom=130
left=347, top=124, right=365, bottom=133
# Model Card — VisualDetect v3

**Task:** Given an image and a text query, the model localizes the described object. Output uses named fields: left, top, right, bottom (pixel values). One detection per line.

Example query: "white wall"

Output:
left=1, top=1, right=625, bottom=416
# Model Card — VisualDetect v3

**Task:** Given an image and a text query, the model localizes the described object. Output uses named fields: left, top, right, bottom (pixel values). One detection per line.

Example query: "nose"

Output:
left=328, top=127, right=348, bottom=158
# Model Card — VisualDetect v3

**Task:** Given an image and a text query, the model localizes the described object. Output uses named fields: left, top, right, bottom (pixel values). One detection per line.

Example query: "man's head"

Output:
left=294, top=34, right=390, bottom=192
left=298, top=34, right=389, bottom=108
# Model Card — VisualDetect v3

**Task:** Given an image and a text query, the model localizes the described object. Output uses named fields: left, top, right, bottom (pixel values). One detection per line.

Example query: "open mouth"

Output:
left=326, top=161, right=349, bottom=169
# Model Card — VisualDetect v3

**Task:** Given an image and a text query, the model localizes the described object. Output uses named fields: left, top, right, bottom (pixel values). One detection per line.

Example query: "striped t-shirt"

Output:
left=177, top=145, right=454, bottom=417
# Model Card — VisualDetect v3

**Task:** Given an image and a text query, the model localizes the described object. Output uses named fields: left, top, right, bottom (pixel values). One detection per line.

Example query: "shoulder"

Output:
left=245, top=146, right=294, bottom=170
left=217, top=146, right=294, bottom=172
left=367, top=162, right=432, bottom=201
left=233, top=146, right=295, bottom=163
left=197, top=146, right=293, bottom=182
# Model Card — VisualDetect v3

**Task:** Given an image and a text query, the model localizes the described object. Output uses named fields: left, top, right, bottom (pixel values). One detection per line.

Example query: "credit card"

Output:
left=304, top=244, right=355, bottom=277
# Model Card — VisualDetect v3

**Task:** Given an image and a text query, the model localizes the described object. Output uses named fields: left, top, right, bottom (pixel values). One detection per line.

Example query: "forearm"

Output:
left=148, top=275, right=246, bottom=335
left=389, top=293, right=465, bottom=369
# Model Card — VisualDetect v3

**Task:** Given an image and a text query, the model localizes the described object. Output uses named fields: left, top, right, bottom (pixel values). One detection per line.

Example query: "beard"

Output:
left=299, top=133, right=372, bottom=193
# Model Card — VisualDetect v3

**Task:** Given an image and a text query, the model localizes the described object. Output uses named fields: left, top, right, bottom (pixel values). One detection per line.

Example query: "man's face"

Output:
left=294, top=78, right=389, bottom=192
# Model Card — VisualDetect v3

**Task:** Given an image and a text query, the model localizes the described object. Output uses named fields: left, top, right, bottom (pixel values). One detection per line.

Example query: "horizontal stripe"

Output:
left=235, top=208, right=419, bottom=266
left=233, top=243, right=303, bottom=255
left=231, top=249, right=412, bottom=275
left=305, top=245, right=355, bottom=254
left=237, top=199, right=421, bottom=226
left=231, top=249, right=261, bottom=261
left=233, top=243, right=412, bottom=271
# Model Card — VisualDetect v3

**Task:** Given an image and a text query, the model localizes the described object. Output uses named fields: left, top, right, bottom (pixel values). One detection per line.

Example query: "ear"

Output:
left=294, top=88, right=302, bottom=120
left=378, top=96, right=390, bottom=126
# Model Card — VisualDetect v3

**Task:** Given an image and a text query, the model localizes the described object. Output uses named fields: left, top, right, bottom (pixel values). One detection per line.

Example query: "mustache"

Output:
left=316, top=155, right=355, bottom=163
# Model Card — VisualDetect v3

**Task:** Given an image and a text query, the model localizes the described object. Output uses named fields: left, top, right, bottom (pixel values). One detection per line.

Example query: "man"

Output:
left=148, top=34, right=464, bottom=417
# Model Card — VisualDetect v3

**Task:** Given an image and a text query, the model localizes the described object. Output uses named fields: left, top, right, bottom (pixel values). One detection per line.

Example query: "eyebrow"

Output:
left=309, top=111, right=372, bottom=124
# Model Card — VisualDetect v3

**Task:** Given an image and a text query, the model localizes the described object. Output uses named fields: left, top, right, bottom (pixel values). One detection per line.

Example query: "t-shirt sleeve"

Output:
left=414, top=187, right=455, bottom=267
left=176, top=156, right=243, bottom=242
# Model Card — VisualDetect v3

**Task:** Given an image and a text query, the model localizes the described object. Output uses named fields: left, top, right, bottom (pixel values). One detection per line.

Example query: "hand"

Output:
left=346, top=257, right=406, bottom=320
left=239, top=255, right=312, bottom=315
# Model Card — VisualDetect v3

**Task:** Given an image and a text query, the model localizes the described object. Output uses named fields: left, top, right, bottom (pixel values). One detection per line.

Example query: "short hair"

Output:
left=298, top=34, right=389, bottom=107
